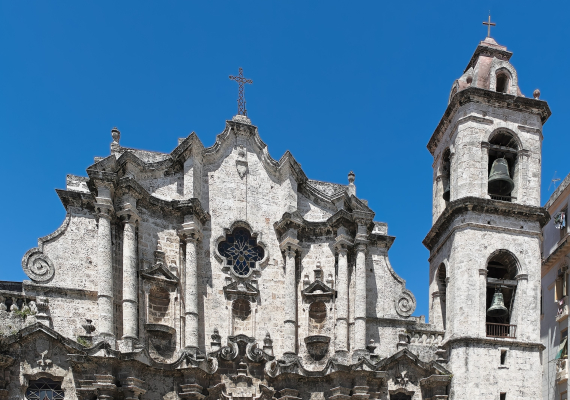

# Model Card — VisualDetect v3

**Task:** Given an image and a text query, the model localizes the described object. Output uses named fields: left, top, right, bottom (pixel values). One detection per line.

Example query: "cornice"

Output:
left=274, top=210, right=390, bottom=247
left=427, top=86, right=551, bottom=156
left=441, top=335, right=545, bottom=351
left=423, top=197, right=550, bottom=252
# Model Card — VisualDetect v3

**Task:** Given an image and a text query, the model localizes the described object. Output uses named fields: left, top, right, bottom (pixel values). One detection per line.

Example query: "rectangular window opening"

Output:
left=500, top=350, right=507, bottom=365
left=500, top=393, right=506, bottom=400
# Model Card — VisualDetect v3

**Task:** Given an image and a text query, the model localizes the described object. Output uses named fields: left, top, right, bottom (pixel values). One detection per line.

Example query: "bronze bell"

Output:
left=488, top=158, right=514, bottom=196
left=487, top=288, right=509, bottom=318
left=442, top=179, right=450, bottom=201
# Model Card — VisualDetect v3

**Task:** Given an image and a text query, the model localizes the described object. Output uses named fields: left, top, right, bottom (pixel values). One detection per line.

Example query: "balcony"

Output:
left=557, top=358, right=568, bottom=384
left=557, top=297, right=569, bottom=322
left=486, top=323, right=517, bottom=339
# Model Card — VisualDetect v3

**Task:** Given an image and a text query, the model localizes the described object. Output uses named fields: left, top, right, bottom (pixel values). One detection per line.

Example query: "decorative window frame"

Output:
left=214, top=220, right=268, bottom=280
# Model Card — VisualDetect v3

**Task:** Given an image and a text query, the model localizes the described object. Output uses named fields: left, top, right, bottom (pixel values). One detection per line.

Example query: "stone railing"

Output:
left=408, top=330, right=445, bottom=346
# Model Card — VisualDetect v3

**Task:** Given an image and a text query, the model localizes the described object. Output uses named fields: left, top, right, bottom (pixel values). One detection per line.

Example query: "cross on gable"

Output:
left=229, top=68, right=253, bottom=116
left=483, top=14, right=496, bottom=38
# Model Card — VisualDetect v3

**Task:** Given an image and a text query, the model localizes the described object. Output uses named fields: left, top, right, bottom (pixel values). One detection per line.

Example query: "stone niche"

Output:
left=301, top=268, right=335, bottom=361
left=141, top=252, right=179, bottom=362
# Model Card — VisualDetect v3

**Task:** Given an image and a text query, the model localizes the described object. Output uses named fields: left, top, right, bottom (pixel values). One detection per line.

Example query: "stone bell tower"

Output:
left=423, top=30, right=551, bottom=399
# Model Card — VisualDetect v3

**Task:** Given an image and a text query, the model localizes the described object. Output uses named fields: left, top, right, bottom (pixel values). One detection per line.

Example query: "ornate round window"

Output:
left=218, top=228, right=264, bottom=277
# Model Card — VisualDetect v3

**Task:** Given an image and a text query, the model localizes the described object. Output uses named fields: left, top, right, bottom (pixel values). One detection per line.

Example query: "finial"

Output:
left=482, top=14, right=496, bottom=38
left=533, top=89, right=541, bottom=99
left=348, top=171, right=356, bottom=197
left=111, top=127, right=120, bottom=144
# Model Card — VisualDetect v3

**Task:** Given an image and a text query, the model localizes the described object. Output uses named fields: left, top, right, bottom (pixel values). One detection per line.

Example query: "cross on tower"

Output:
left=483, top=14, right=496, bottom=38
left=229, top=67, right=253, bottom=116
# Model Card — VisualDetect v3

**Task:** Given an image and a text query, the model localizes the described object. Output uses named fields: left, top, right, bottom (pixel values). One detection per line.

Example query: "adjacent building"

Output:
left=542, top=174, right=570, bottom=399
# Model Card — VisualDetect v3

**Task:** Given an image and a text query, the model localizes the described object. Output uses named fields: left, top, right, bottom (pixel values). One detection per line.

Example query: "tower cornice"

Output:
left=427, top=86, right=551, bottom=156
left=423, top=196, right=550, bottom=251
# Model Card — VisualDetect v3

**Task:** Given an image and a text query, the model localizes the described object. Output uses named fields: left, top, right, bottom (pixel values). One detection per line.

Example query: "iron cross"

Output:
left=229, top=67, right=253, bottom=116
left=483, top=14, right=496, bottom=38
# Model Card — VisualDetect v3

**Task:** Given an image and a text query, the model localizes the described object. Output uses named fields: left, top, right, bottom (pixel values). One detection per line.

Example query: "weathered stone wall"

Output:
left=448, top=343, right=541, bottom=400
left=432, top=102, right=543, bottom=224
left=428, top=211, right=542, bottom=341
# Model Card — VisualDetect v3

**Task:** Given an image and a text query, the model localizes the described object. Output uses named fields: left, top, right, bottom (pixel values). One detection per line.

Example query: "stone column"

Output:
left=95, top=184, right=115, bottom=339
left=179, top=215, right=202, bottom=355
left=354, top=242, right=367, bottom=352
left=118, top=198, right=140, bottom=341
left=280, top=228, right=301, bottom=358
left=334, top=227, right=352, bottom=359
left=479, top=268, right=488, bottom=338
left=480, top=142, right=490, bottom=198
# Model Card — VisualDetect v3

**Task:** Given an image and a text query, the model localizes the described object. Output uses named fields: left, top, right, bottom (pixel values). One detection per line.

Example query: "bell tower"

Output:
left=423, top=31, right=551, bottom=399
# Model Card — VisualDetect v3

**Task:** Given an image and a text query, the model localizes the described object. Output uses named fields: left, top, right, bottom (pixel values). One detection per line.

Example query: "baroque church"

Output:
left=0, top=29, right=551, bottom=399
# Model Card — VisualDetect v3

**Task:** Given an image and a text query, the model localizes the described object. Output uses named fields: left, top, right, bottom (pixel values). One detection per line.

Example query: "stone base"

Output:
left=352, top=349, right=370, bottom=363
left=333, top=350, right=350, bottom=365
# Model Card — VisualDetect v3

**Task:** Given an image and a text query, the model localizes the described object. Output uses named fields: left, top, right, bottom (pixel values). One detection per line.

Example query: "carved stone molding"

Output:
left=22, top=214, right=71, bottom=283
left=395, top=290, right=416, bottom=317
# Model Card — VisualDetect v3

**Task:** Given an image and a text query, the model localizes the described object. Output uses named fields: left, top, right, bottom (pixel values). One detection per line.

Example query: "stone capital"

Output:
left=354, top=240, right=368, bottom=252
left=117, top=205, right=140, bottom=224
left=279, top=237, right=301, bottom=253
left=179, top=215, right=203, bottom=242
left=95, top=201, right=114, bottom=219
left=515, top=273, right=529, bottom=281
left=335, top=234, right=353, bottom=253
left=479, top=269, right=488, bottom=277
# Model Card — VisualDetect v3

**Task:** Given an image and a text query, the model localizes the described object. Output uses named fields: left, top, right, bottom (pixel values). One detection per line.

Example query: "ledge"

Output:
left=145, top=323, right=175, bottom=335
left=427, top=86, right=551, bottom=156
left=423, top=197, right=550, bottom=251
left=23, top=281, right=98, bottom=299
left=441, top=335, right=545, bottom=351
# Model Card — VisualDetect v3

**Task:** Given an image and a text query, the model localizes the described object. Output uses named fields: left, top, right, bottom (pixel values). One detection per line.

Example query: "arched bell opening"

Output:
left=496, top=72, right=510, bottom=93
left=485, top=250, right=519, bottom=338
left=441, top=148, right=451, bottom=202
left=487, top=130, right=519, bottom=202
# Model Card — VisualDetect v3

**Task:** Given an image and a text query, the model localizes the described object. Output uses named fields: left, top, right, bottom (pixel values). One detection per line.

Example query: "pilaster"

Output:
left=179, top=214, right=203, bottom=356
left=95, top=181, right=115, bottom=340
left=353, top=220, right=369, bottom=355
left=117, top=194, right=140, bottom=343
left=279, top=228, right=301, bottom=357
left=334, top=226, right=353, bottom=361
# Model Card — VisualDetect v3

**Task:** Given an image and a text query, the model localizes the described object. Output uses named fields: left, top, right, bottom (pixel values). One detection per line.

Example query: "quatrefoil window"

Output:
left=218, top=228, right=264, bottom=276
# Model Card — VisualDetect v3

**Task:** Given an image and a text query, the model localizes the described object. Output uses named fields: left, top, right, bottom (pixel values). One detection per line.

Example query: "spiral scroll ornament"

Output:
left=395, top=290, right=416, bottom=317
left=22, top=250, right=55, bottom=283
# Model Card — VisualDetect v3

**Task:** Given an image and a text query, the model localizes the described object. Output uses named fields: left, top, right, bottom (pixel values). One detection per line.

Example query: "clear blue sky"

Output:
left=1, top=1, right=569, bottom=320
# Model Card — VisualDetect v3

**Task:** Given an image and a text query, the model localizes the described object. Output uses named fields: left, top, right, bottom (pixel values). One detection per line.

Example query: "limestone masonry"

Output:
left=0, top=35, right=554, bottom=400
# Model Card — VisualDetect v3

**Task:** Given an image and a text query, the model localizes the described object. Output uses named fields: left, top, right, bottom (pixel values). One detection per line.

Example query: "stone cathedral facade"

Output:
left=0, top=35, right=552, bottom=400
